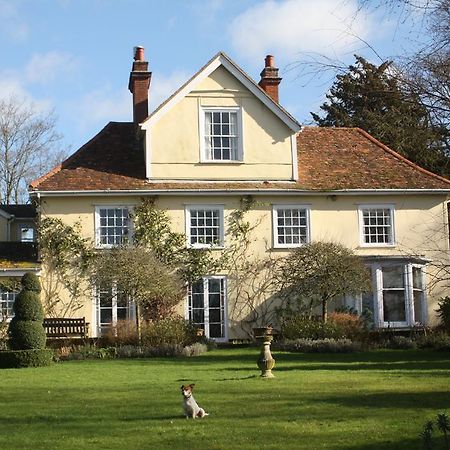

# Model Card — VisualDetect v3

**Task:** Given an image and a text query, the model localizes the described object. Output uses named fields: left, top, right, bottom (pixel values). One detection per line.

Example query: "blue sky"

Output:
left=0, top=0, right=426, bottom=154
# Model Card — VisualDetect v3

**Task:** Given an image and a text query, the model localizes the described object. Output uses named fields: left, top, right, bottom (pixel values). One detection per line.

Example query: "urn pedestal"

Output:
left=253, top=327, right=275, bottom=378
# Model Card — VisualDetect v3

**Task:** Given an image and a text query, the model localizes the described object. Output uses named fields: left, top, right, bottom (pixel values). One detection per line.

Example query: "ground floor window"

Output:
left=0, top=290, right=17, bottom=320
left=187, top=276, right=227, bottom=342
left=360, top=261, right=426, bottom=328
left=94, top=284, right=135, bottom=336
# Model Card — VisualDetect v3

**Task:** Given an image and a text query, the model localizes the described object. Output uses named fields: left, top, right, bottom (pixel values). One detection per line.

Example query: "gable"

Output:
left=145, top=61, right=298, bottom=181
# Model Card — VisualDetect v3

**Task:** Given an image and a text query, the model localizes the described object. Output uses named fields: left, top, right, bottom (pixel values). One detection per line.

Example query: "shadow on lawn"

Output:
left=319, top=390, right=450, bottom=410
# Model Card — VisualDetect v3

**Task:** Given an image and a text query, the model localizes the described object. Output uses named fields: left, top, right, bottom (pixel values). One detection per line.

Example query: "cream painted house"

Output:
left=30, top=48, right=450, bottom=340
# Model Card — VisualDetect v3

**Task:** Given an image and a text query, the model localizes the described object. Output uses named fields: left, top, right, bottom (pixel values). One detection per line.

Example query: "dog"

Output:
left=181, top=384, right=209, bottom=419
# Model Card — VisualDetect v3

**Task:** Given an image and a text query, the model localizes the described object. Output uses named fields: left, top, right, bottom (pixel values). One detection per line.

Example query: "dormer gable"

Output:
left=141, top=52, right=301, bottom=182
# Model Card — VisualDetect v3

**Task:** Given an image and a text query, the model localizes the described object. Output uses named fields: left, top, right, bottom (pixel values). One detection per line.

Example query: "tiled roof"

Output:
left=0, top=204, right=36, bottom=218
left=30, top=123, right=450, bottom=193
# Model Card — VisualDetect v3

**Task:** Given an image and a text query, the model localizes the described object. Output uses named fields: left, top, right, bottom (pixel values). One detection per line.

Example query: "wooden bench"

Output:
left=43, top=318, right=89, bottom=339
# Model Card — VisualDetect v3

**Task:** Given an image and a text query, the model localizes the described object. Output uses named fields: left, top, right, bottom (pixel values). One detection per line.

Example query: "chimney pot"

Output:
left=134, top=46, right=145, bottom=61
left=265, top=55, right=274, bottom=68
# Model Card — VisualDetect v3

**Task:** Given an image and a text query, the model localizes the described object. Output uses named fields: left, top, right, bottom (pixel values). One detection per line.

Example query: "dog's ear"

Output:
left=190, top=383, right=195, bottom=389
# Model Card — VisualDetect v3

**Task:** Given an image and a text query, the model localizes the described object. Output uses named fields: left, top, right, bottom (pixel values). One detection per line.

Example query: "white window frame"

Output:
left=185, top=204, right=225, bottom=249
left=186, top=275, right=228, bottom=343
left=94, top=205, right=132, bottom=249
left=358, top=204, right=396, bottom=247
left=92, top=283, right=136, bottom=337
left=0, top=289, right=17, bottom=321
left=272, top=204, right=311, bottom=249
left=367, top=262, right=427, bottom=328
left=199, top=106, right=243, bottom=163
left=19, top=224, right=35, bottom=242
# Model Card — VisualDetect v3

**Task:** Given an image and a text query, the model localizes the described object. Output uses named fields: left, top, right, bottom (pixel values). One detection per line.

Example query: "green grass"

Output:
left=1, top=348, right=449, bottom=449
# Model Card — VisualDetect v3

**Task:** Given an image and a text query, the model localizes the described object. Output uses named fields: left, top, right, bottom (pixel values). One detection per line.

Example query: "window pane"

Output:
left=382, top=266, right=404, bottom=289
left=413, top=267, right=423, bottom=289
left=209, top=323, right=223, bottom=338
left=413, top=291, right=424, bottom=323
left=383, top=291, right=406, bottom=322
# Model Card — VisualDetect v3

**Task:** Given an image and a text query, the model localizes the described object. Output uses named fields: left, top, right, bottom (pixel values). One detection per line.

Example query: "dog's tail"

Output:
left=197, top=410, right=209, bottom=418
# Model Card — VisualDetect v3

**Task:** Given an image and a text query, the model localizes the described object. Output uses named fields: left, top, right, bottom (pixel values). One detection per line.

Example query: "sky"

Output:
left=0, top=0, right=429, bottom=155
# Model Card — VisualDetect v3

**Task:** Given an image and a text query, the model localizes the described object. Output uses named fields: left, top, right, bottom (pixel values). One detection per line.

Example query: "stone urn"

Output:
left=253, top=326, right=275, bottom=378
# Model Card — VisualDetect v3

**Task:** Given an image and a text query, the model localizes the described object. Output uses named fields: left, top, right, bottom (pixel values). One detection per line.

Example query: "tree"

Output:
left=276, top=242, right=371, bottom=322
left=311, top=55, right=450, bottom=176
left=0, top=97, right=65, bottom=203
left=39, top=218, right=94, bottom=317
left=93, top=246, right=184, bottom=322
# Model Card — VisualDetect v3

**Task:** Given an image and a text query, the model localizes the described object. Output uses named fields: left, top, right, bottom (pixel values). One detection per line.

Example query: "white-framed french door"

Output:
left=92, top=284, right=136, bottom=337
left=187, top=276, right=228, bottom=342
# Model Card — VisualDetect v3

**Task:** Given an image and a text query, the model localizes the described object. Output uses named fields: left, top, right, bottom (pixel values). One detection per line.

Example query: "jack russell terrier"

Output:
left=181, top=384, right=209, bottom=419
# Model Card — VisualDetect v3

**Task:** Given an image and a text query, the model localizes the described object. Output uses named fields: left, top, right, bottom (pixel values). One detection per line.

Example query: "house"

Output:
left=0, top=204, right=39, bottom=321
left=30, top=47, right=450, bottom=340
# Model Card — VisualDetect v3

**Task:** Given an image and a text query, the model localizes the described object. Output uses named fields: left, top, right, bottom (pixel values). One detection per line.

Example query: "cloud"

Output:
left=0, top=71, right=52, bottom=112
left=75, top=85, right=130, bottom=132
left=26, top=51, right=79, bottom=84
left=0, top=0, right=29, bottom=42
left=229, top=0, right=376, bottom=65
left=149, top=70, right=191, bottom=111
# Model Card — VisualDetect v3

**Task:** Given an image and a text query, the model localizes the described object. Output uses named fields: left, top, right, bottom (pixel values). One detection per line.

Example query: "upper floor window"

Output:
left=358, top=205, right=395, bottom=246
left=20, top=225, right=35, bottom=242
left=273, top=205, right=310, bottom=248
left=201, top=107, right=242, bottom=162
left=95, top=206, right=130, bottom=248
left=1, top=290, right=17, bottom=320
left=186, top=205, right=224, bottom=248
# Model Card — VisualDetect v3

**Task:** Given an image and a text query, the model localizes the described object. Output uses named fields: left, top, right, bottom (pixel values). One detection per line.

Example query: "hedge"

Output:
left=0, top=349, right=53, bottom=368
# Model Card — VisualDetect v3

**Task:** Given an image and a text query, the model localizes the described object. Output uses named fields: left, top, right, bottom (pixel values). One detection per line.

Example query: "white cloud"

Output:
left=26, top=51, right=79, bottom=84
left=149, top=70, right=191, bottom=111
left=0, top=0, right=29, bottom=42
left=229, top=0, right=377, bottom=65
left=75, top=85, right=130, bottom=132
left=0, top=71, right=52, bottom=112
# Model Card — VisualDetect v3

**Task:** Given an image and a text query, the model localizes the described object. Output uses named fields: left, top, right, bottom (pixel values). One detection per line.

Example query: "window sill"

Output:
left=359, top=243, right=396, bottom=248
left=199, top=160, right=244, bottom=165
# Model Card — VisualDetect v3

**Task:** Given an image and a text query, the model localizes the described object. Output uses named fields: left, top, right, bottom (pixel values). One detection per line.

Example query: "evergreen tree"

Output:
left=312, top=55, right=450, bottom=177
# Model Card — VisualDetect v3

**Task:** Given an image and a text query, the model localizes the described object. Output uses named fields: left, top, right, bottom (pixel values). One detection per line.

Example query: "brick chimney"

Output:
left=258, top=55, right=282, bottom=103
left=128, top=46, right=152, bottom=124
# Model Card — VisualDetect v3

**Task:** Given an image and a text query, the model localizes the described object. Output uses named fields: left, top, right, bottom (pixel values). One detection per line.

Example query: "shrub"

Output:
left=436, top=297, right=450, bottom=334
left=100, top=320, right=139, bottom=347
left=8, top=319, right=46, bottom=350
left=141, top=318, right=198, bottom=347
left=387, top=336, right=417, bottom=350
left=13, top=291, right=44, bottom=322
left=181, top=342, right=208, bottom=357
left=280, top=314, right=346, bottom=340
left=328, top=312, right=367, bottom=340
left=0, top=349, right=53, bottom=368
left=417, top=333, right=450, bottom=351
left=20, top=273, right=42, bottom=293
left=8, top=273, right=46, bottom=352
left=274, top=338, right=361, bottom=353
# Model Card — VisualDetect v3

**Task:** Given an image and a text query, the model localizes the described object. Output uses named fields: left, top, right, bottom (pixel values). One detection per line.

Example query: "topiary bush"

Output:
left=6, top=274, right=48, bottom=367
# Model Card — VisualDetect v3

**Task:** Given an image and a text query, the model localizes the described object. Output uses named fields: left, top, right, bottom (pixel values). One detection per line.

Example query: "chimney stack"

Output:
left=258, top=55, right=282, bottom=103
left=128, top=46, right=152, bottom=124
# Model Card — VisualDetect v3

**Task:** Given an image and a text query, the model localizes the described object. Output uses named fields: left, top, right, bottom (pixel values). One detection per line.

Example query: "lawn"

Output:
left=1, top=348, right=449, bottom=450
